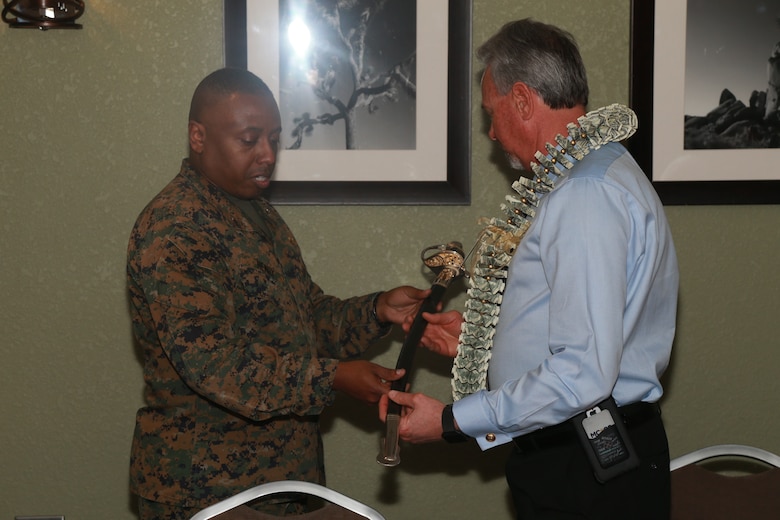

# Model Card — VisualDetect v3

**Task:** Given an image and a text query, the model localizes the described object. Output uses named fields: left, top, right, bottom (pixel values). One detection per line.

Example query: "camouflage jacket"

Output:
left=127, top=160, right=388, bottom=508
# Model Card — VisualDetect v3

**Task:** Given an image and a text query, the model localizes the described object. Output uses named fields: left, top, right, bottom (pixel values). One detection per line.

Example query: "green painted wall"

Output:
left=1, top=1, right=778, bottom=519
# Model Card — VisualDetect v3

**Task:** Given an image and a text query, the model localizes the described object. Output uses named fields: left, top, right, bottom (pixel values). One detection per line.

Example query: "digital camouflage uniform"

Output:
left=127, top=160, right=389, bottom=512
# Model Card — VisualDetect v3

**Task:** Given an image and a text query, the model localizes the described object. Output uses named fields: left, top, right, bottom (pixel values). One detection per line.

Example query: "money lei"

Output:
left=451, top=103, right=639, bottom=401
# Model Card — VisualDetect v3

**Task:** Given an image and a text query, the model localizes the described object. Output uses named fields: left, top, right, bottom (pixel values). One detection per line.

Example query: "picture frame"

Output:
left=628, top=0, right=780, bottom=204
left=223, top=0, right=472, bottom=205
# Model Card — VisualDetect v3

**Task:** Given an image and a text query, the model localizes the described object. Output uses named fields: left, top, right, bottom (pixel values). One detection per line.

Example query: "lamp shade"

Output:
left=2, top=0, right=85, bottom=30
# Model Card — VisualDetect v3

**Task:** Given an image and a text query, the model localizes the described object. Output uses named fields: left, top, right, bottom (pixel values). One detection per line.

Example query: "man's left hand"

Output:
left=334, top=361, right=405, bottom=403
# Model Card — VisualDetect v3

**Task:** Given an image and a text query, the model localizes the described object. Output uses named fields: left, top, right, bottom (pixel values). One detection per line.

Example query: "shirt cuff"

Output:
left=452, top=393, right=513, bottom=450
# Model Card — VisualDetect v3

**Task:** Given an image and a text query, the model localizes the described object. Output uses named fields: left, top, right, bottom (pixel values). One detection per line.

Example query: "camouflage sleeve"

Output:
left=308, top=291, right=391, bottom=359
left=264, top=209, right=391, bottom=359
left=139, top=225, right=339, bottom=421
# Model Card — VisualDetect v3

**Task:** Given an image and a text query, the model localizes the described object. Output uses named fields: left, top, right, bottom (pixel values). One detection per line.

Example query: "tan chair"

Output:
left=189, top=481, right=385, bottom=520
left=670, top=444, right=780, bottom=520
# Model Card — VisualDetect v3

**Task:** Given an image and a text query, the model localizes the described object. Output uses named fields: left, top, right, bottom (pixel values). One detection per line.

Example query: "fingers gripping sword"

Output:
left=376, top=241, right=466, bottom=467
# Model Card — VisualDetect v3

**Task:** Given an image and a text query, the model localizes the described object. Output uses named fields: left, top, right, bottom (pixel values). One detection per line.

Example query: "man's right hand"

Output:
left=378, top=390, right=447, bottom=443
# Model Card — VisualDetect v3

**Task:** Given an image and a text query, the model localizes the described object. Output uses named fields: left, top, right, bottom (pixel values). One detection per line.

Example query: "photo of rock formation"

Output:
left=684, top=0, right=780, bottom=149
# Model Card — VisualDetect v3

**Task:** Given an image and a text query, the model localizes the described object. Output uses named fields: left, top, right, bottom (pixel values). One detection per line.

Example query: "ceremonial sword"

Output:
left=376, top=241, right=466, bottom=467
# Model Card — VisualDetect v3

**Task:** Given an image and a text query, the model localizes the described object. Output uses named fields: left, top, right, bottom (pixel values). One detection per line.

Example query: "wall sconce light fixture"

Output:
left=2, top=0, right=85, bottom=30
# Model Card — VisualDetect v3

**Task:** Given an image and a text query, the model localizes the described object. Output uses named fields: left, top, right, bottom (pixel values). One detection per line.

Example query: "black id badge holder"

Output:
left=573, top=397, right=640, bottom=483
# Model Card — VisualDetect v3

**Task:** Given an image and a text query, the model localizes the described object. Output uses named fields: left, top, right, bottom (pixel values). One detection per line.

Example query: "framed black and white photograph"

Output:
left=224, top=0, right=472, bottom=205
left=629, top=0, right=780, bottom=204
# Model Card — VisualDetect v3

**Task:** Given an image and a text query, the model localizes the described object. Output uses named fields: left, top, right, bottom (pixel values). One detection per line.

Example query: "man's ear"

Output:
left=510, top=82, right=535, bottom=120
left=189, top=120, right=205, bottom=153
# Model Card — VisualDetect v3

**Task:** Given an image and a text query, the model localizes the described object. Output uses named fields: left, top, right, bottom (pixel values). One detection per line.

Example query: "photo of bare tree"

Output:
left=225, top=0, right=471, bottom=203
left=278, top=0, right=417, bottom=151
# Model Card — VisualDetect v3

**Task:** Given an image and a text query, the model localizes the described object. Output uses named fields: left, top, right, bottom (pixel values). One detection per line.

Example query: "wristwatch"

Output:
left=441, top=404, right=469, bottom=443
left=370, top=291, right=392, bottom=328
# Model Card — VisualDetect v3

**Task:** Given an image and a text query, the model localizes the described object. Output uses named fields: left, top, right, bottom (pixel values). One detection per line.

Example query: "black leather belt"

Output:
left=512, top=401, right=660, bottom=453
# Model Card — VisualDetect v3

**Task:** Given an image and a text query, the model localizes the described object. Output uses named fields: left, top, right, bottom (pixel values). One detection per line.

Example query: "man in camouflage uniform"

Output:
left=127, top=68, right=427, bottom=519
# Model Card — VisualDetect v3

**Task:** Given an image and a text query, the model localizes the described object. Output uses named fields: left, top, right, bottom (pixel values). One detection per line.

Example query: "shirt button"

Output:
left=485, top=433, right=496, bottom=442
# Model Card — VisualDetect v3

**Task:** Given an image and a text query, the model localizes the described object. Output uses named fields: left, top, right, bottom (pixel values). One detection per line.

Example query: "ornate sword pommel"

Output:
left=421, top=241, right=467, bottom=286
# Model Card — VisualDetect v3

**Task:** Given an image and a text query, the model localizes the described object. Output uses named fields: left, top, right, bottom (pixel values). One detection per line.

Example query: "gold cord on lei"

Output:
left=451, top=103, right=639, bottom=401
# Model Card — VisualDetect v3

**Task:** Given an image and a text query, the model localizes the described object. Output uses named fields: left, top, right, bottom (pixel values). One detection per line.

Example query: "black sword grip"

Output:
left=386, top=283, right=447, bottom=415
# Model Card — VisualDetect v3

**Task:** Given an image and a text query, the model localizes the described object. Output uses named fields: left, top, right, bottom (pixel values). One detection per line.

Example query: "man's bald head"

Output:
left=189, top=68, right=276, bottom=123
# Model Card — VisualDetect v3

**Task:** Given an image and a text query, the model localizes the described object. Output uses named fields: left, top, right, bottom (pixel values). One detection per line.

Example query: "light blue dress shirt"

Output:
left=454, top=142, right=679, bottom=450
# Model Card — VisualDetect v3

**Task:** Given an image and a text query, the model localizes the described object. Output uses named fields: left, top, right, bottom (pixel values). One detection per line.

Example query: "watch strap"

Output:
left=441, top=404, right=469, bottom=443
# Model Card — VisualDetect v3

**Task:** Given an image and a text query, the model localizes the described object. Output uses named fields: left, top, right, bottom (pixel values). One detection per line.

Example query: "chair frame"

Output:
left=189, top=480, right=386, bottom=520
left=670, top=444, right=780, bottom=471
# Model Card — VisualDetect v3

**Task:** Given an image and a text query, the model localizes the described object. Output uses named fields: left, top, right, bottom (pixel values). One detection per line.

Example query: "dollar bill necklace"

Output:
left=452, top=103, right=639, bottom=400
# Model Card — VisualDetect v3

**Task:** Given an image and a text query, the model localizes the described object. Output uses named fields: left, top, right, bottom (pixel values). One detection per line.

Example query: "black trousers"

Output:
left=505, top=406, right=670, bottom=520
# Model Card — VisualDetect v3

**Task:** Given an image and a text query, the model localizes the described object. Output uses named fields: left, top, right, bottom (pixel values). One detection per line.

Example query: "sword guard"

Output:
left=421, top=241, right=467, bottom=282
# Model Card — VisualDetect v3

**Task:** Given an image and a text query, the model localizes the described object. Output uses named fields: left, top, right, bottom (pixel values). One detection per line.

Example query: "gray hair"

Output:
left=476, top=19, right=589, bottom=109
